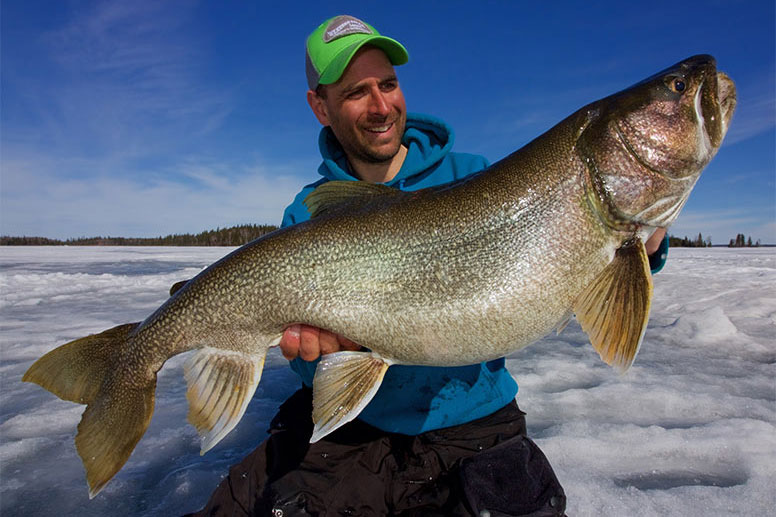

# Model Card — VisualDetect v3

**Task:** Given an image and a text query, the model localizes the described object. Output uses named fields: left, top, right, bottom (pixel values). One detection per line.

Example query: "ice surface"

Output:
left=1, top=246, right=774, bottom=515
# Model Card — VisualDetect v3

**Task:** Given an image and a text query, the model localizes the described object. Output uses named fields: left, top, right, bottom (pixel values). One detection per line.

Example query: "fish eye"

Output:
left=666, top=76, right=687, bottom=94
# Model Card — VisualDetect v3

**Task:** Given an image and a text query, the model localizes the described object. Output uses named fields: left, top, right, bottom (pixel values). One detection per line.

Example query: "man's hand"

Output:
left=645, top=227, right=667, bottom=256
left=279, top=324, right=361, bottom=361
left=169, top=279, right=189, bottom=296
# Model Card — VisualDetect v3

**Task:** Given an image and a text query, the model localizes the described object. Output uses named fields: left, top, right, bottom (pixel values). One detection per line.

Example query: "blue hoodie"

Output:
left=281, top=113, right=519, bottom=434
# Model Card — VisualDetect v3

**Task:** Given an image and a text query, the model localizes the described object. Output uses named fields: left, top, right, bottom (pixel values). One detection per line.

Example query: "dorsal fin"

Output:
left=303, top=180, right=407, bottom=218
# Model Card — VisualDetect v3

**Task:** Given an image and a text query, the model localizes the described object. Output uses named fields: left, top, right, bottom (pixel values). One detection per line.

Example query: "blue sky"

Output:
left=2, top=1, right=774, bottom=244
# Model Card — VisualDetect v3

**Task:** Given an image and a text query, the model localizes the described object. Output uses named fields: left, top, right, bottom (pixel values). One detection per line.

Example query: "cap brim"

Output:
left=318, top=36, right=409, bottom=86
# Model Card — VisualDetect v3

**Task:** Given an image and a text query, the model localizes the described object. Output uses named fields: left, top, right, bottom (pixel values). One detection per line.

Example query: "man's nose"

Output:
left=368, top=88, right=390, bottom=116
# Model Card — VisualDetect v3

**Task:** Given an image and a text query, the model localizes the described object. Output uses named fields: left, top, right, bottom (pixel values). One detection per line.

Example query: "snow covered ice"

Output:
left=1, top=246, right=774, bottom=516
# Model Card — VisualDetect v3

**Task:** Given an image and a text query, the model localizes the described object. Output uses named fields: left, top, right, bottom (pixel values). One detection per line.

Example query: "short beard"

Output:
left=343, top=115, right=406, bottom=165
left=348, top=139, right=403, bottom=164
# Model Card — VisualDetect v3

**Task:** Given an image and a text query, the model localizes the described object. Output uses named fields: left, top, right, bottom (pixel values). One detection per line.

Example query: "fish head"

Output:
left=578, top=54, right=736, bottom=229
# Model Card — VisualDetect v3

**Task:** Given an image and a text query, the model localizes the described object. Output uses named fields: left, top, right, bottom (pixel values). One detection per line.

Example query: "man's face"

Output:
left=311, top=46, right=407, bottom=165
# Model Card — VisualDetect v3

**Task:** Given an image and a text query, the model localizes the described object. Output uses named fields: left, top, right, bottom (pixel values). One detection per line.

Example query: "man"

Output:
left=191, top=15, right=667, bottom=516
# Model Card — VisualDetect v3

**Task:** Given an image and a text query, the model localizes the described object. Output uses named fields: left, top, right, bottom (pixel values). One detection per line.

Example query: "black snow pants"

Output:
left=186, top=387, right=566, bottom=517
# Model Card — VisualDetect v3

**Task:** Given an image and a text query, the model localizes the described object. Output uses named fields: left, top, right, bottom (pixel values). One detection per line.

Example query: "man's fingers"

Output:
left=645, top=227, right=667, bottom=255
left=299, top=325, right=322, bottom=361
left=318, top=329, right=340, bottom=355
left=280, top=324, right=302, bottom=360
left=338, top=335, right=361, bottom=351
left=279, top=324, right=362, bottom=361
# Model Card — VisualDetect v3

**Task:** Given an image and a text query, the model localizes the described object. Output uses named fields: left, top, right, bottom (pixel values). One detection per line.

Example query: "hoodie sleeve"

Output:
left=455, top=153, right=490, bottom=178
left=280, top=182, right=326, bottom=228
left=648, top=234, right=669, bottom=274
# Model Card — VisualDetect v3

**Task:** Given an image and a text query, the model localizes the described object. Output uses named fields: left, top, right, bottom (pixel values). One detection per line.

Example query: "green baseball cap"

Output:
left=305, top=15, right=409, bottom=90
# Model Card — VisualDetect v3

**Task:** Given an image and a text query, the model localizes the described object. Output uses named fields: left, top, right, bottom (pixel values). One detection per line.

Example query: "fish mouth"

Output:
left=715, top=72, right=737, bottom=140
left=696, top=75, right=719, bottom=154
left=694, top=77, right=714, bottom=161
left=696, top=69, right=736, bottom=152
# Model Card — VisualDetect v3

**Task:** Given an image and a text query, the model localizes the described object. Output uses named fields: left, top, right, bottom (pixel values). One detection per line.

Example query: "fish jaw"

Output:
left=715, top=72, right=737, bottom=140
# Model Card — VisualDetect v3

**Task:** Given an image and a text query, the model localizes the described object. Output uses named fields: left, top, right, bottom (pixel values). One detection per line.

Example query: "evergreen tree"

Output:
left=1, top=224, right=278, bottom=247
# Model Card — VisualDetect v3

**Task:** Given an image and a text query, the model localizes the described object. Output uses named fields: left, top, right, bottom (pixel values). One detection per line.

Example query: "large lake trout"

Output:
left=24, top=55, right=736, bottom=497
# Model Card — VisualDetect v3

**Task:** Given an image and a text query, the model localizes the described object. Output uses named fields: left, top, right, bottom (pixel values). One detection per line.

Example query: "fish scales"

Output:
left=22, top=55, right=736, bottom=497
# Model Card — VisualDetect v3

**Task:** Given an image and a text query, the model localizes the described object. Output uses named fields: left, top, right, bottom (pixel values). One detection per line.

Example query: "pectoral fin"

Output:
left=310, top=351, right=391, bottom=442
left=572, top=238, right=653, bottom=372
left=183, top=347, right=266, bottom=454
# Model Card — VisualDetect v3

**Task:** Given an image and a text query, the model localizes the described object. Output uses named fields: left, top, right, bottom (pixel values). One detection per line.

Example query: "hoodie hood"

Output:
left=317, top=113, right=455, bottom=186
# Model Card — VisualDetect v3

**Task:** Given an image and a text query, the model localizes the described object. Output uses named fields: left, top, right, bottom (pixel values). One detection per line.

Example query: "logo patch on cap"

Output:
left=323, top=15, right=373, bottom=43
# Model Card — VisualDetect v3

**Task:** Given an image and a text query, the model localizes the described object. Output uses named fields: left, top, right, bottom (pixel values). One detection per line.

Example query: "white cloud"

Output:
left=0, top=1, right=303, bottom=240
left=0, top=152, right=313, bottom=239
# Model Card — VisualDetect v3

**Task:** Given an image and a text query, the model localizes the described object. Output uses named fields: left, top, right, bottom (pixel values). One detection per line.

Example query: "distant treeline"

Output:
left=668, top=232, right=763, bottom=248
left=2, top=226, right=766, bottom=248
left=728, top=233, right=762, bottom=248
left=0, top=224, right=279, bottom=247
left=669, top=233, right=712, bottom=247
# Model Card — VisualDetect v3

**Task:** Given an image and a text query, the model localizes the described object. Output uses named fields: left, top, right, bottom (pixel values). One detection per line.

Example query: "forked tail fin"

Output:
left=22, top=322, right=156, bottom=498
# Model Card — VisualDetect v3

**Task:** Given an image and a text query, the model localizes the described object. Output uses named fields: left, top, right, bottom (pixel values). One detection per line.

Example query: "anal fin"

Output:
left=310, top=351, right=391, bottom=443
left=183, top=347, right=266, bottom=454
left=572, top=238, right=653, bottom=372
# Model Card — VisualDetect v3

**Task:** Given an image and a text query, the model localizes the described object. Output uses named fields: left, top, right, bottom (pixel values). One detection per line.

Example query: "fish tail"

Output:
left=22, top=322, right=154, bottom=498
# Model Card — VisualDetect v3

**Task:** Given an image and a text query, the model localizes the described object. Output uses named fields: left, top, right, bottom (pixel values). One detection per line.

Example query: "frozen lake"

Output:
left=1, top=246, right=774, bottom=515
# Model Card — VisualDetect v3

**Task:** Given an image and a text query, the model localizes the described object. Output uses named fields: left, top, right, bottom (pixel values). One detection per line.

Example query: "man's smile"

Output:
left=364, top=122, right=394, bottom=134
left=368, top=125, right=391, bottom=133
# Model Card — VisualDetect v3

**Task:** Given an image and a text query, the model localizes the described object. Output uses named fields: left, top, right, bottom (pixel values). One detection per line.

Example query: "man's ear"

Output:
left=307, top=89, right=330, bottom=126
